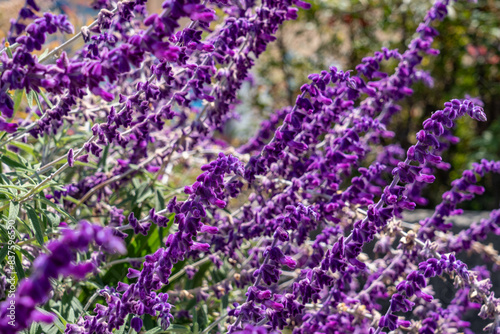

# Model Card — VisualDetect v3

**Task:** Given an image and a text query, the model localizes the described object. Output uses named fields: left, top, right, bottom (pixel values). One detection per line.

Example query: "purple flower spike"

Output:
left=0, top=222, right=124, bottom=332
left=0, top=117, right=18, bottom=133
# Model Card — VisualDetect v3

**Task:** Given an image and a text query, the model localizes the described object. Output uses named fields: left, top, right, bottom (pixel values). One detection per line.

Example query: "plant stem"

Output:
left=200, top=313, right=227, bottom=334
left=103, top=256, right=146, bottom=269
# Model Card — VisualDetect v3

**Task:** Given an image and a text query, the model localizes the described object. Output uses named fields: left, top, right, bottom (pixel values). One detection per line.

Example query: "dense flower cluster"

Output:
left=0, top=0, right=499, bottom=334
left=0, top=222, right=125, bottom=333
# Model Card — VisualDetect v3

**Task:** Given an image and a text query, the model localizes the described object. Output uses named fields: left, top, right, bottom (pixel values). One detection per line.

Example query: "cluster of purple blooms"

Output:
left=0, top=222, right=125, bottom=333
left=1, top=0, right=500, bottom=333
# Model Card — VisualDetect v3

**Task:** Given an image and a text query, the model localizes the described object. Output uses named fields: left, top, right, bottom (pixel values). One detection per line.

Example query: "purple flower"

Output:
left=0, top=222, right=124, bottom=332
left=0, top=90, right=15, bottom=118
left=0, top=117, right=17, bottom=133
left=0, top=0, right=498, bottom=333
left=130, top=317, right=143, bottom=332
left=379, top=313, right=399, bottom=331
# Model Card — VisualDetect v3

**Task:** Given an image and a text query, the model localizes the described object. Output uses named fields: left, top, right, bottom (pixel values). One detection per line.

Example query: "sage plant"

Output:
left=0, top=0, right=499, bottom=333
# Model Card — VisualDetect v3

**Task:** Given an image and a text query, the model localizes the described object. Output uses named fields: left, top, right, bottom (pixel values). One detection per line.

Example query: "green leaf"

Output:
left=1, top=184, right=29, bottom=191
left=166, top=325, right=191, bottom=333
left=0, top=224, right=8, bottom=242
left=155, top=189, right=165, bottom=211
left=14, top=251, right=25, bottom=280
left=132, top=224, right=161, bottom=257
left=49, top=307, right=68, bottom=327
left=70, top=295, right=83, bottom=315
left=0, top=154, right=28, bottom=170
left=29, top=322, right=40, bottom=334
left=137, top=187, right=153, bottom=203
left=9, top=141, right=36, bottom=157
left=221, top=293, right=229, bottom=312
left=38, top=324, right=59, bottom=334
left=5, top=45, right=13, bottom=58
left=128, top=164, right=141, bottom=171
left=74, top=160, right=97, bottom=169
left=0, top=189, right=15, bottom=199
left=144, top=327, right=165, bottom=334
left=8, top=201, right=19, bottom=223
left=33, top=92, right=44, bottom=114
left=198, top=304, right=208, bottom=331
left=192, top=308, right=198, bottom=334
left=39, top=48, right=50, bottom=60
left=17, top=153, right=31, bottom=168
left=66, top=307, right=75, bottom=324
left=36, top=308, right=65, bottom=333
left=26, top=90, right=35, bottom=109
left=38, top=90, right=53, bottom=108
left=185, top=261, right=212, bottom=290
left=38, top=198, right=77, bottom=223
left=26, top=181, right=55, bottom=194
left=17, top=247, right=35, bottom=263
left=13, top=90, right=24, bottom=114
left=98, top=145, right=110, bottom=171
left=61, top=196, right=80, bottom=206
left=26, top=206, right=45, bottom=246
left=44, top=211, right=60, bottom=228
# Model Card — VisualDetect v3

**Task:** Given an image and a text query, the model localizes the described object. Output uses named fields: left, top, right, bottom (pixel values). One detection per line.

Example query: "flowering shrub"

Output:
left=0, top=0, right=499, bottom=333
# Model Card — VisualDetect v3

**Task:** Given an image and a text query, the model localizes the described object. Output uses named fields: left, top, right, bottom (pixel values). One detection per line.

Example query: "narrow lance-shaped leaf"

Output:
left=0, top=245, right=8, bottom=264
left=8, top=201, right=19, bottom=223
left=14, top=251, right=25, bottom=280
left=26, top=205, right=45, bottom=246
left=33, top=92, right=44, bottom=115
left=26, top=89, right=35, bottom=109
left=38, top=89, right=54, bottom=108
left=13, top=89, right=24, bottom=114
